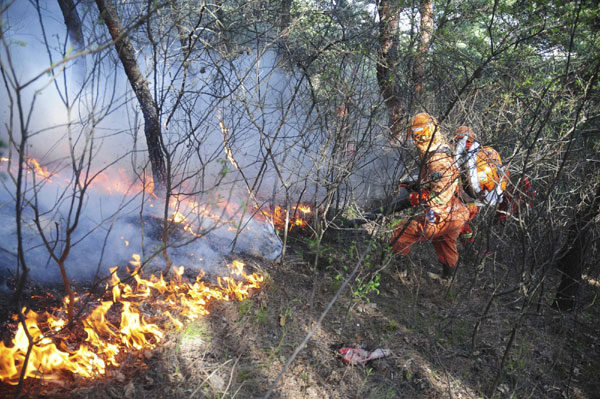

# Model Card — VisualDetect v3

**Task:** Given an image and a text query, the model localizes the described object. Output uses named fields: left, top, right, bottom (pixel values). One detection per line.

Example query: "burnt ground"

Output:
left=1, top=221, right=600, bottom=399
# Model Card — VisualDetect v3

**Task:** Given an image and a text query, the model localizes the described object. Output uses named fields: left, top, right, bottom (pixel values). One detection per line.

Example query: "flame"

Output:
left=91, top=168, right=155, bottom=197
left=2, top=152, right=305, bottom=242
left=261, top=204, right=312, bottom=231
left=166, top=196, right=242, bottom=237
left=0, top=156, right=275, bottom=384
left=27, top=158, right=54, bottom=180
left=0, top=259, right=263, bottom=385
left=0, top=156, right=55, bottom=181
left=2, top=156, right=249, bottom=238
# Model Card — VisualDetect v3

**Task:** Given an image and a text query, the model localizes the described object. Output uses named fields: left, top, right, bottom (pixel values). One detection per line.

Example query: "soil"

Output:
left=1, top=221, right=599, bottom=399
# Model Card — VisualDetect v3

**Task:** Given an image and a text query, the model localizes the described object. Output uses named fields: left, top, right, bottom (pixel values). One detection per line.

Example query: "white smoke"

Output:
left=0, top=2, right=286, bottom=285
left=0, top=164, right=283, bottom=284
left=0, top=1, right=399, bottom=286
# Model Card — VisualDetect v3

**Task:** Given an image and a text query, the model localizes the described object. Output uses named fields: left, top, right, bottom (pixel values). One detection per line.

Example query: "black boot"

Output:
left=441, top=264, right=454, bottom=280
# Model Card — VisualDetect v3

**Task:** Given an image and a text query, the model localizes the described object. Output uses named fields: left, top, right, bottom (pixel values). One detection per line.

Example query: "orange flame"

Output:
left=261, top=204, right=312, bottom=231
left=1, top=156, right=257, bottom=238
left=0, top=156, right=55, bottom=181
left=0, top=259, right=263, bottom=385
left=0, top=156, right=274, bottom=385
left=27, top=158, right=54, bottom=181
left=91, top=168, right=155, bottom=197
left=166, top=195, right=242, bottom=237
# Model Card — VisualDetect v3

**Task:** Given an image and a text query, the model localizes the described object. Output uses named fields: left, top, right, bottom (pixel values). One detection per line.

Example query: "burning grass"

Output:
left=0, top=258, right=263, bottom=386
left=262, top=204, right=313, bottom=232
left=0, top=156, right=296, bottom=389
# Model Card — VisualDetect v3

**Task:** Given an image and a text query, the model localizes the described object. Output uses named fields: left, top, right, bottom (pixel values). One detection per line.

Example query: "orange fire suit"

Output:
left=391, top=147, right=470, bottom=268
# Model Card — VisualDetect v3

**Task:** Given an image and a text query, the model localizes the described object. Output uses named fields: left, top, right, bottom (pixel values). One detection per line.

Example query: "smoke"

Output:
left=0, top=2, right=286, bottom=285
left=0, top=162, right=282, bottom=284
left=0, top=1, right=401, bottom=286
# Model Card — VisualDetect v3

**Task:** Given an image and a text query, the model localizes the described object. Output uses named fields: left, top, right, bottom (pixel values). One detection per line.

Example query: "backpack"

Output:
left=454, top=140, right=509, bottom=206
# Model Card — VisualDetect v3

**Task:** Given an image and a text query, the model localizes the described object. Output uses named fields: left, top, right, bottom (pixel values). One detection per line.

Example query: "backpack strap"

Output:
left=423, top=145, right=454, bottom=164
left=435, top=145, right=454, bottom=157
left=422, top=145, right=463, bottom=201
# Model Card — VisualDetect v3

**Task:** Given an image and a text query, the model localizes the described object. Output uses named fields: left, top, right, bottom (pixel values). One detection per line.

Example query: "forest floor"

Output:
left=1, top=219, right=600, bottom=399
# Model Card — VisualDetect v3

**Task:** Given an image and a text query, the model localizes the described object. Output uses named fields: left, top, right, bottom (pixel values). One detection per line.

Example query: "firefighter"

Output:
left=390, top=113, right=470, bottom=279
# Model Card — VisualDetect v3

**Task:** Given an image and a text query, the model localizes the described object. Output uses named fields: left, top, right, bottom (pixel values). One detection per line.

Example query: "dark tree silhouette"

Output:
left=57, top=0, right=84, bottom=51
left=376, top=0, right=404, bottom=138
left=94, top=0, right=167, bottom=190
left=553, top=182, right=600, bottom=310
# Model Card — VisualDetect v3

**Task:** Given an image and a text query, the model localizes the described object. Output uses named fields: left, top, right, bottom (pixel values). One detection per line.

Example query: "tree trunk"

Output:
left=553, top=182, right=600, bottom=311
left=412, top=0, right=433, bottom=102
left=94, top=0, right=167, bottom=190
left=376, top=0, right=404, bottom=139
left=57, top=0, right=85, bottom=51
left=280, top=0, right=292, bottom=33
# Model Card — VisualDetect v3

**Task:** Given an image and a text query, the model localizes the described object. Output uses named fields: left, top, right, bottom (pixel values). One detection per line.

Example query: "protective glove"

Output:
left=409, top=192, right=419, bottom=206
left=459, top=223, right=474, bottom=244
left=409, top=189, right=430, bottom=207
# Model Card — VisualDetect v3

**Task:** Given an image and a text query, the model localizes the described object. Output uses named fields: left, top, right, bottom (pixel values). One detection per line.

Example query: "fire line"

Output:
left=0, top=259, right=263, bottom=385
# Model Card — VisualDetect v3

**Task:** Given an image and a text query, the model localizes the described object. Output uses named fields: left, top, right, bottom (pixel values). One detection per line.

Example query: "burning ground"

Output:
left=1, top=218, right=599, bottom=399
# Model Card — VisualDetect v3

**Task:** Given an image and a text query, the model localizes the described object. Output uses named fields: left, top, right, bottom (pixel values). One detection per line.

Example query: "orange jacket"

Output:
left=419, top=147, right=466, bottom=220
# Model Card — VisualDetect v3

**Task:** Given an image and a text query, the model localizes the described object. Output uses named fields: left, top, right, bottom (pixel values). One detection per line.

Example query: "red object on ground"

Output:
left=339, top=347, right=391, bottom=365
left=481, top=248, right=494, bottom=257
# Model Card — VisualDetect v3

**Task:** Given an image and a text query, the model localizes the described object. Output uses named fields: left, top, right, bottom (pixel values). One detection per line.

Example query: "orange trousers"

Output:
left=390, top=213, right=468, bottom=267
